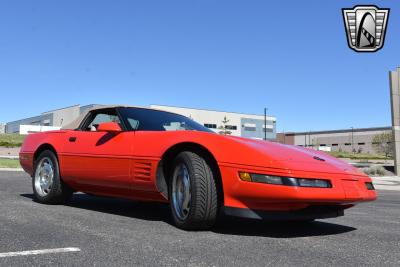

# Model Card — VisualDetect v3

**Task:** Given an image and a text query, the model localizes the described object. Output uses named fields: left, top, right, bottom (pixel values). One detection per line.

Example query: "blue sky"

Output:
left=0, top=0, right=398, bottom=132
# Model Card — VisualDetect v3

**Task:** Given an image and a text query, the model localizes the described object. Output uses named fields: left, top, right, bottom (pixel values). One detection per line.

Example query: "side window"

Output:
left=84, top=112, right=121, bottom=131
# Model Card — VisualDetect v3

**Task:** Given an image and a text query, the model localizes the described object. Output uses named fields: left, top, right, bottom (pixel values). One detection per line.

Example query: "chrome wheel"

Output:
left=171, top=163, right=192, bottom=220
left=34, top=157, right=54, bottom=197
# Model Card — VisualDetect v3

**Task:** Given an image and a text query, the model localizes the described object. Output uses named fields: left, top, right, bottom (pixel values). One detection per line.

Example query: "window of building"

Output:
left=319, top=144, right=326, bottom=146
left=358, top=142, right=365, bottom=145
left=225, top=125, right=237, bottom=130
left=244, top=127, right=256, bottom=131
left=263, top=128, right=273, bottom=132
left=332, top=144, right=338, bottom=146
left=243, top=123, right=256, bottom=132
left=345, top=143, right=351, bottom=146
left=204, top=123, right=217, bottom=129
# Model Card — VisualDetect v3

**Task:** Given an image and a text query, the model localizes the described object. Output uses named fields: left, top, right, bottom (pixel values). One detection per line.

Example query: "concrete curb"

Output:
left=0, top=168, right=24, bottom=172
left=371, top=176, right=400, bottom=191
left=0, top=156, right=19, bottom=159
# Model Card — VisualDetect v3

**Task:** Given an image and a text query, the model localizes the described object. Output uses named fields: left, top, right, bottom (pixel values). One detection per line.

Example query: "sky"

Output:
left=0, top=0, right=398, bottom=132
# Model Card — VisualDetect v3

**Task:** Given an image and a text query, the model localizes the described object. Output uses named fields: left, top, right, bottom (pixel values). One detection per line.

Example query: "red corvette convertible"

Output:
left=20, top=106, right=376, bottom=229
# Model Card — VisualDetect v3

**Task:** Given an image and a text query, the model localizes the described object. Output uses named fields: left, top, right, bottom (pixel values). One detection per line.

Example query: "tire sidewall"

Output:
left=32, top=150, right=61, bottom=203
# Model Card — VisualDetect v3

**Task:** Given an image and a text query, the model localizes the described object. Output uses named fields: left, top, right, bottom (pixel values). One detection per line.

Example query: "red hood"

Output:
left=218, top=136, right=366, bottom=177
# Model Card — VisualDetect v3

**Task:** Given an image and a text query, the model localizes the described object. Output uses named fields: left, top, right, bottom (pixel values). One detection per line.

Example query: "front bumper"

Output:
left=223, top=205, right=346, bottom=221
left=219, top=163, right=377, bottom=212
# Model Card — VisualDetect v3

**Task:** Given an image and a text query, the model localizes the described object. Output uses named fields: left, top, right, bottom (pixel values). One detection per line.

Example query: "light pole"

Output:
left=351, top=127, right=354, bottom=153
left=283, top=129, right=285, bottom=144
left=264, top=107, right=268, bottom=141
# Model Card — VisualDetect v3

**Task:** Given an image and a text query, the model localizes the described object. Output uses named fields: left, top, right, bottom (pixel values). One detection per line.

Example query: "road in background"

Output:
left=0, top=171, right=399, bottom=266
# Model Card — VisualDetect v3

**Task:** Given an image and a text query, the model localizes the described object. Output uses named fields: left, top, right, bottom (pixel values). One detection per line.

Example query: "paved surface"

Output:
left=0, top=171, right=399, bottom=266
left=372, top=176, right=400, bottom=191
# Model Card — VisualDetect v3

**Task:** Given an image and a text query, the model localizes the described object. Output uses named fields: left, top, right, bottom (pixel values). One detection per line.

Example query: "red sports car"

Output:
left=20, top=106, right=376, bottom=229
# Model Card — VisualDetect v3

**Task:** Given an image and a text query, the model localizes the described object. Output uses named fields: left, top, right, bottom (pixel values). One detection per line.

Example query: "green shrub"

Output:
left=361, top=165, right=387, bottom=177
left=0, top=134, right=25, bottom=147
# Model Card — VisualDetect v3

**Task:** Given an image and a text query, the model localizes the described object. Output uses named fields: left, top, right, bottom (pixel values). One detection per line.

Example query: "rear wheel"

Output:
left=33, top=150, right=73, bottom=204
left=169, top=151, right=219, bottom=230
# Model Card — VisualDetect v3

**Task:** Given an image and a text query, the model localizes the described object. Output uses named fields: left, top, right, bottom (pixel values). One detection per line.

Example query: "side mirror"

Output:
left=97, top=122, right=122, bottom=133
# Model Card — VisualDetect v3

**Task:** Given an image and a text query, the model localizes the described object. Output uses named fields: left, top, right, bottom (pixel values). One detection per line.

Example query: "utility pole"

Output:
left=264, top=107, right=267, bottom=141
left=351, top=127, right=354, bottom=153
left=283, top=129, right=285, bottom=144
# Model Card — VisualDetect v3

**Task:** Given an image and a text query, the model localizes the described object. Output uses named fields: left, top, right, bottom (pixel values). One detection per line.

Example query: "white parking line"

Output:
left=0, top=247, right=81, bottom=258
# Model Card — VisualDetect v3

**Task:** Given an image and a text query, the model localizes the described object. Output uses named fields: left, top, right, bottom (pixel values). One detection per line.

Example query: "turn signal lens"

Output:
left=365, top=182, right=375, bottom=190
left=239, top=172, right=252, bottom=182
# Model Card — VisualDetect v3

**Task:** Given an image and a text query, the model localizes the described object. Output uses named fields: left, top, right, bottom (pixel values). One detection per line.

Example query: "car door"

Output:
left=60, top=108, right=134, bottom=197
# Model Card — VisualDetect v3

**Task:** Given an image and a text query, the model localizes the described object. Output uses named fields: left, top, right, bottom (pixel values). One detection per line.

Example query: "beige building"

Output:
left=5, top=104, right=97, bottom=134
left=277, top=127, right=391, bottom=154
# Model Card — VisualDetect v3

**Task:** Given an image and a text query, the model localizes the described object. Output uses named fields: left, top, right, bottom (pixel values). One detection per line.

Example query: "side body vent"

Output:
left=133, top=161, right=152, bottom=181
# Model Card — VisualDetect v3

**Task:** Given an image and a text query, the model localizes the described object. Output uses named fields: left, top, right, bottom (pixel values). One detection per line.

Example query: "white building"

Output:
left=19, top=125, right=61, bottom=135
left=151, top=105, right=276, bottom=140
left=0, top=123, right=5, bottom=134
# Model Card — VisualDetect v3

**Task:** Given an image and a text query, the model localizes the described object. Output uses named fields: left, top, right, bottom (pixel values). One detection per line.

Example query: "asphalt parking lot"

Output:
left=0, top=171, right=399, bottom=266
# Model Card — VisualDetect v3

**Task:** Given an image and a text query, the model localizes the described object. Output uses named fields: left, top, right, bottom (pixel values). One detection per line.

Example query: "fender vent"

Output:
left=134, top=161, right=152, bottom=181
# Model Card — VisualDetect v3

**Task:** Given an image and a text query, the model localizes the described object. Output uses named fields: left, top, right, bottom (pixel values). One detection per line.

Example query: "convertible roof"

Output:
left=61, top=104, right=174, bottom=130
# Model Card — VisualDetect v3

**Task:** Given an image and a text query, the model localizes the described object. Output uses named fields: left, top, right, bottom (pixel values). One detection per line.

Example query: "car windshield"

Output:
left=118, top=107, right=214, bottom=133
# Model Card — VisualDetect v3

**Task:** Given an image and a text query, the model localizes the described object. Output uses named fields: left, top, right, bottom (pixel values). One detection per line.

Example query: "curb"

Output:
left=0, top=168, right=24, bottom=172
left=0, top=156, right=19, bottom=159
left=371, top=176, right=400, bottom=191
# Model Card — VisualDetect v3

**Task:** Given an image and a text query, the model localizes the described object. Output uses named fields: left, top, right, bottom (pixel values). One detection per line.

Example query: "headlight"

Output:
left=239, top=172, right=332, bottom=188
left=297, top=178, right=331, bottom=188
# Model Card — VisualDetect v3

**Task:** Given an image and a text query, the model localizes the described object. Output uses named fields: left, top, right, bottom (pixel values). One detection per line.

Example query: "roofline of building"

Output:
left=6, top=113, right=53, bottom=125
left=41, top=104, right=81, bottom=114
left=150, top=104, right=276, bottom=119
left=280, top=126, right=391, bottom=136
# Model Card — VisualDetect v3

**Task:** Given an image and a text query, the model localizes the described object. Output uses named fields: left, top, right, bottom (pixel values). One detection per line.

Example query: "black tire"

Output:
left=169, top=151, right=219, bottom=230
left=32, top=150, right=73, bottom=204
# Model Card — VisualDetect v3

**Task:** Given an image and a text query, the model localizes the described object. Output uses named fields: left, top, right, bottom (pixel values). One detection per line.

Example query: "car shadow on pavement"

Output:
left=20, top=193, right=172, bottom=224
left=212, top=217, right=356, bottom=238
left=20, top=193, right=356, bottom=238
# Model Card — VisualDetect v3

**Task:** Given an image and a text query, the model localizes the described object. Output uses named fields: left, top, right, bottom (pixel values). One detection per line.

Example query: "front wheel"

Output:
left=169, top=151, right=219, bottom=230
left=33, top=150, right=73, bottom=204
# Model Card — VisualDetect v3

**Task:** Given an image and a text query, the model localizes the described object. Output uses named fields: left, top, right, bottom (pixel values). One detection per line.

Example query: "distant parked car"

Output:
left=19, top=106, right=376, bottom=230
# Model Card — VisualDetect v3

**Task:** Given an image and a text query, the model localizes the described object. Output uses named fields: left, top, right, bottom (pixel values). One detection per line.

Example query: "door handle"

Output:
left=69, top=137, right=77, bottom=142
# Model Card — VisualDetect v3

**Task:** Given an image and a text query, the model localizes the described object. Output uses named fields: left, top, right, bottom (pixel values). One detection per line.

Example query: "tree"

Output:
left=218, top=116, right=232, bottom=135
left=372, top=132, right=393, bottom=158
